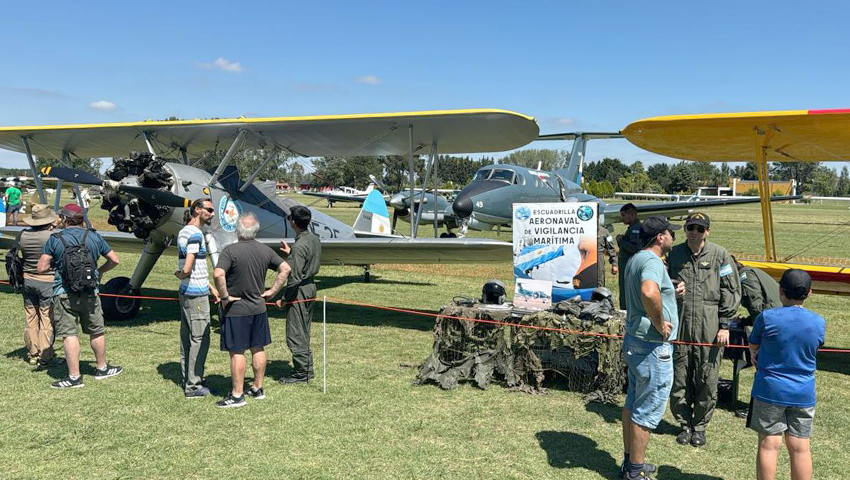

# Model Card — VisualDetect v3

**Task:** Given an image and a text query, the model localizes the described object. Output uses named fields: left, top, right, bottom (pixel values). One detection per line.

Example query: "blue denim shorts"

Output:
left=624, top=335, right=674, bottom=430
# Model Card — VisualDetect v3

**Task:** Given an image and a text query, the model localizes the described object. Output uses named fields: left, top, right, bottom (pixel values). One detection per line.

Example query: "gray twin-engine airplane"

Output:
left=448, top=132, right=800, bottom=234
left=0, top=109, right=539, bottom=320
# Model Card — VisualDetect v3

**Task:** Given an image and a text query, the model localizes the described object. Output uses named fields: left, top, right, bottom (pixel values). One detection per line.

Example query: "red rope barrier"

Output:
left=1, top=280, right=849, bottom=353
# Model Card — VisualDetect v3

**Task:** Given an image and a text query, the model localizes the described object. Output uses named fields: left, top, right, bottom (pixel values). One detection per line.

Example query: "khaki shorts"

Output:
left=53, top=292, right=106, bottom=338
left=747, top=397, right=815, bottom=439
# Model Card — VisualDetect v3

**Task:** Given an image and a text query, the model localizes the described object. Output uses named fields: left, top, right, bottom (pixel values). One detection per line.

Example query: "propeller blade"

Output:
left=392, top=209, right=399, bottom=231
left=119, top=185, right=191, bottom=208
left=40, top=166, right=103, bottom=186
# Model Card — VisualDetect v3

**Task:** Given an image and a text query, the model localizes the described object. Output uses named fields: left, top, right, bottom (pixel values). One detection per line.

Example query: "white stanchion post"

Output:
left=323, top=295, right=327, bottom=394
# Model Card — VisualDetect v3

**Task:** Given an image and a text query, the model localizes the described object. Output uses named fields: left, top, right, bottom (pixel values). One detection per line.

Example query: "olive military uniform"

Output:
left=738, top=266, right=781, bottom=326
left=616, top=219, right=641, bottom=309
left=667, top=241, right=741, bottom=432
left=597, top=226, right=617, bottom=287
left=283, top=230, right=322, bottom=378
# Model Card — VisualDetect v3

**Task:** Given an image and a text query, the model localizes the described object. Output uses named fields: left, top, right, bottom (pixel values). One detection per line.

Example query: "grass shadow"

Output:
left=817, top=350, right=850, bottom=376
left=267, top=359, right=294, bottom=380
left=535, top=430, right=618, bottom=477
left=157, top=361, right=182, bottom=388
left=4, top=346, right=27, bottom=362
left=656, top=465, right=724, bottom=480
left=315, top=274, right=434, bottom=289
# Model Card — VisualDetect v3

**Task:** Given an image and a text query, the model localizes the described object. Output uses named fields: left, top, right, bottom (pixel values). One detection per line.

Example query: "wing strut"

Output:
left=59, top=151, right=93, bottom=229
left=754, top=127, right=778, bottom=261
left=240, top=147, right=280, bottom=193
left=20, top=136, right=47, bottom=203
left=142, top=131, right=157, bottom=159
left=408, top=125, right=417, bottom=237
left=208, top=129, right=246, bottom=187
left=412, top=142, right=440, bottom=236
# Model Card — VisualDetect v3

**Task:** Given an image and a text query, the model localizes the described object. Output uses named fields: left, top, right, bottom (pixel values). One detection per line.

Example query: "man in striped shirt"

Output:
left=174, top=198, right=219, bottom=398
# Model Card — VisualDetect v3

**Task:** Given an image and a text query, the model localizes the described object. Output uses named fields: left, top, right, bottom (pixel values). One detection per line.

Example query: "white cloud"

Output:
left=198, top=57, right=243, bottom=72
left=555, top=118, right=575, bottom=126
left=88, top=100, right=118, bottom=111
left=356, top=75, right=381, bottom=85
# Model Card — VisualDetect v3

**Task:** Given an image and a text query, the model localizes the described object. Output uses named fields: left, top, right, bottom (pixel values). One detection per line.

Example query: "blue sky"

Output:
left=2, top=1, right=849, bottom=172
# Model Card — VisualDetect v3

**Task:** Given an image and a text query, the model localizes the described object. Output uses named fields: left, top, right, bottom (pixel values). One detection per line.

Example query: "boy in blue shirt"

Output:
left=748, top=269, right=825, bottom=480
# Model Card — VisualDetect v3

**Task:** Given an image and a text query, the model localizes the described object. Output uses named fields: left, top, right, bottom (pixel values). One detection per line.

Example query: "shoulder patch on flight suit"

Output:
left=740, top=271, right=748, bottom=280
left=719, top=264, right=734, bottom=277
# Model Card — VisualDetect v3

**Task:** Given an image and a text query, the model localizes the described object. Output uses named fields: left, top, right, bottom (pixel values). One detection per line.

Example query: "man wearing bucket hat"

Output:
left=667, top=211, right=741, bottom=447
left=19, top=204, right=60, bottom=366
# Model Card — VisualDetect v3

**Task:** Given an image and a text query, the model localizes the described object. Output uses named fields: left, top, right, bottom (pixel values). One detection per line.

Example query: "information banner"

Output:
left=512, top=202, right=598, bottom=304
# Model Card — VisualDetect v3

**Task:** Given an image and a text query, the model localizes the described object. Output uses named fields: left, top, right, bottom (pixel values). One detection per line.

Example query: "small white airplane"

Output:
left=302, top=182, right=385, bottom=207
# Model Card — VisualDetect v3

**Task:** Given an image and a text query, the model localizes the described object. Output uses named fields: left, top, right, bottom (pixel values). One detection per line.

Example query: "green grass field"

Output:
left=0, top=196, right=848, bottom=479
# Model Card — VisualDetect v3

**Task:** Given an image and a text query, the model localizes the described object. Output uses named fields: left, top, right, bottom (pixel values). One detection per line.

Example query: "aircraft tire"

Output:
left=101, top=276, right=141, bottom=321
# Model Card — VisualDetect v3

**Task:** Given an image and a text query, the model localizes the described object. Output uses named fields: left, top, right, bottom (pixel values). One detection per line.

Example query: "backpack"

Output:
left=4, top=233, right=24, bottom=294
left=55, top=229, right=98, bottom=294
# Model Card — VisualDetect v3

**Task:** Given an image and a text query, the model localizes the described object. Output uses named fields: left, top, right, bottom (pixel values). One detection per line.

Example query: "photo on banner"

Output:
left=512, top=202, right=598, bottom=305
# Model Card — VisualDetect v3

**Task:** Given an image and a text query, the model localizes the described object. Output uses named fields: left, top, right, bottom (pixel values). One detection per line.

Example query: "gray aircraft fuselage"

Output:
left=451, top=164, right=606, bottom=228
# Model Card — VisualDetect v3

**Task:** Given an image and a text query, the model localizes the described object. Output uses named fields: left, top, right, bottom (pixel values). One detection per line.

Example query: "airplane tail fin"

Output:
left=365, top=183, right=375, bottom=194
left=352, top=190, right=393, bottom=236
left=536, top=132, right=624, bottom=184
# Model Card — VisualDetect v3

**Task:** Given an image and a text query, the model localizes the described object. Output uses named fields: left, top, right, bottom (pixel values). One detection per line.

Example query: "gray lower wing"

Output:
left=602, top=195, right=801, bottom=223
left=257, top=237, right=512, bottom=265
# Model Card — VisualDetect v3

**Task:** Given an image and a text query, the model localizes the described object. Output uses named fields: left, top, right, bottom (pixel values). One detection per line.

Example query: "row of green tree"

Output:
left=582, top=157, right=850, bottom=197
left=10, top=148, right=850, bottom=198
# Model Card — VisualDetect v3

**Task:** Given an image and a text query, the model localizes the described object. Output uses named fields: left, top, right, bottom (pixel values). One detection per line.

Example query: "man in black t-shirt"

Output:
left=213, top=213, right=290, bottom=408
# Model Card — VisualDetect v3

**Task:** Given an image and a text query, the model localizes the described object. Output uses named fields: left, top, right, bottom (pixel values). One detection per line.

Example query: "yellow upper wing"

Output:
left=622, top=108, right=850, bottom=162
left=0, top=108, right=539, bottom=159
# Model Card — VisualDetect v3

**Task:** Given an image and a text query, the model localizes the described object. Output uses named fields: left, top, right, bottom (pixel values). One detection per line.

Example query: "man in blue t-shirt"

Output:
left=619, top=216, right=682, bottom=480
left=37, top=204, right=123, bottom=388
left=748, top=269, right=825, bottom=480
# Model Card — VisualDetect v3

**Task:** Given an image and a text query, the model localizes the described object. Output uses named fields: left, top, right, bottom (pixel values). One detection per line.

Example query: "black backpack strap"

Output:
left=55, top=230, right=70, bottom=249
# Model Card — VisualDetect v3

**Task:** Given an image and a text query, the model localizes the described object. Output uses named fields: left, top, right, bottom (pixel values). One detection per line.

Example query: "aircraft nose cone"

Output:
left=389, top=194, right=405, bottom=209
left=453, top=194, right=473, bottom=219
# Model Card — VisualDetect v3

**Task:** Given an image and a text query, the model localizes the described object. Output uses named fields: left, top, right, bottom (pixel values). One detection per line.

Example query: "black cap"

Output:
left=780, top=269, right=812, bottom=300
left=685, top=212, right=710, bottom=228
left=639, top=216, right=681, bottom=246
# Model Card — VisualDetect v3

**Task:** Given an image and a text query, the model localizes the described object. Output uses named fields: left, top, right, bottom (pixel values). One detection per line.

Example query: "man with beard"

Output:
left=174, top=198, right=219, bottom=398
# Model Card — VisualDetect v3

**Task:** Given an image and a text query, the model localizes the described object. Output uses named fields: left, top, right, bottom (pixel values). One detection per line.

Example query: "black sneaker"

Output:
left=620, top=462, right=657, bottom=479
left=676, top=426, right=692, bottom=445
left=215, top=394, right=247, bottom=408
left=51, top=376, right=84, bottom=389
left=625, top=471, right=655, bottom=480
left=278, top=374, right=308, bottom=385
left=184, top=386, right=212, bottom=399
left=245, top=386, right=266, bottom=399
left=94, top=364, right=123, bottom=380
left=690, top=430, right=706, bottom=447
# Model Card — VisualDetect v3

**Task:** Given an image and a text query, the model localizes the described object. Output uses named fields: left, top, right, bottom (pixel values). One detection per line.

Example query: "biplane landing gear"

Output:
left=101, top=276, right=141, bottom=321
left=364, top=265, right=372, bottom=283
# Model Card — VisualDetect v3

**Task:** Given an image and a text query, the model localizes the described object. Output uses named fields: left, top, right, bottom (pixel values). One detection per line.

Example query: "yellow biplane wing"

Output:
left=0, top=108, right=538, bottom=159
left=622, top=108, right=850, bottom=276
left=622, top=108, right=850, bottom=162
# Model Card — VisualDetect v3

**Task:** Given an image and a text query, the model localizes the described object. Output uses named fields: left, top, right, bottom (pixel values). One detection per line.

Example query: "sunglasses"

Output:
left=686, top=224, right=706, bottom=233
left=203, top=207, right=215, bottom=213
left=668, top=229, right=675, bottom=241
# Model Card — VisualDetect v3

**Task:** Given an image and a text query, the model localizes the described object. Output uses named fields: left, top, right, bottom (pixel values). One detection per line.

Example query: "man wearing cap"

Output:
left=4, top=182, right=22, bottom=226
left=748, top=269, right=824, bottom=480
left=18, top=204, right=59, bottom=366
left=619, top=216, right=681, bottom=480
left=616, top=203, right=641, bottom=310
left=667, top=211, right=741, bottom=447
left=37, top=204, right=123, bottom=388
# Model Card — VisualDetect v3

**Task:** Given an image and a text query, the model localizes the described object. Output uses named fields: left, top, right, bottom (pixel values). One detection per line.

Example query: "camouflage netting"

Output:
left=415, top=294, right=626, bottom=403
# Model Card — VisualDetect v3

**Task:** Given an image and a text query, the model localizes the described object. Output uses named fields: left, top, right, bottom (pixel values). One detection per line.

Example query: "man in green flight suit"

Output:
left=616, top=203, right=641, bottom=310
left=667, top=212, right=741, bottom=448
left=277, top=205, right=322, bottom=384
